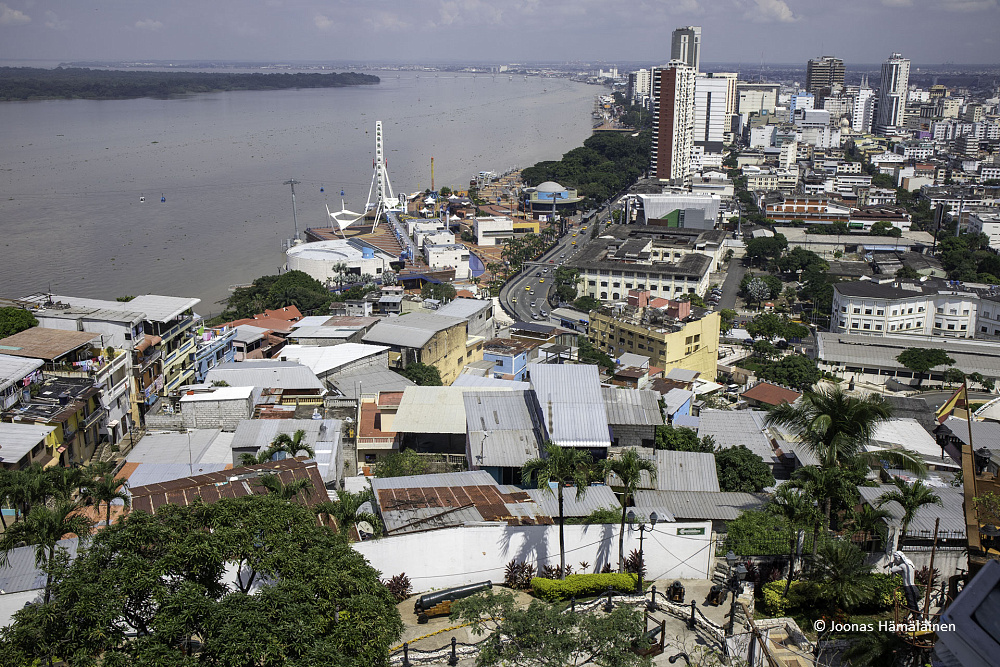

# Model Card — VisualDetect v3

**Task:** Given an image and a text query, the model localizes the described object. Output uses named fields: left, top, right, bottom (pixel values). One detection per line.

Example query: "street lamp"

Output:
left=626, top=510, right=658, bottom=594
left=726, top=562, right=748, bottom=637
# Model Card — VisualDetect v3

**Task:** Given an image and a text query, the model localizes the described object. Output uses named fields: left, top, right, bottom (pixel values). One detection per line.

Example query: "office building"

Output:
left=806, top=56, right=845, bottom=97
left=670, top=26, right=701, bottom=72
left=694, top=74, right=730, bottom=147
left=628, top=69, right=652, bottom=106
left=651, top=61, right=697, bottom=182
left=852, top=76, right=876, bottom=134
left=876, top=53, right=910, bottom=135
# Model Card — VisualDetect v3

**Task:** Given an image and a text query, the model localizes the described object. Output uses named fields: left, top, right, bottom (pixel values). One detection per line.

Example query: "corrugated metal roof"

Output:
left=662, top=388, right=694, bottom=416
left=0, top=354, right=43, bottom=394
left=616, top=352, right=649, bottom=369
left=230, top=419, right=329, bottom=453
left=0, top=538, right=79, bottom=594
left=0, top=423, right=56, bottom=463
left=126, top=429, right=231, bottom=465
left=525, top=484, right=621, bottom=518
left=123, top=462, right=232, bottom=488
left=817, top=332, right=1000, bottom=376
left=940, top=416, right=1000, bottom=450
left=362, top=312, right=466, bottom=348
left=696, top=410, right=776, bottom=462
left=290, top=316, right=335, bottom=329
left=179, top=386, right=255, bottom=403
left=279, top=343, right=388, bottom=375
left=288, top=326, right=363, bottom=340
left=631, top=490, right=768, bottom=521
left=126, top=295, right=201, bottom=323
left=371, top=470, right=497, bottom=490
left=672, top=414, right=700, bottom=429
left=233, top=325, right=268, bottom=344
left=452, top=374, right=531, bottom=389
left=465, top=390, right=543, bottom=468
left=395, top=386, right=514, bottom=434
left=435, top=298, right=492, bottom=320
left=666, top=368, right=700, bottom=382
left=653, top=450, right=720, bottom=492
left=328, top=366, right=415, bottom=398
left=603, top=387, right=664, bottom=427
left=858, top=485, right=966, bottom=538
left=870, top=418, right=941, bottom=458
left=530, top=365, right=611, bottom=449
left=205, top=361, right=324, bottom=391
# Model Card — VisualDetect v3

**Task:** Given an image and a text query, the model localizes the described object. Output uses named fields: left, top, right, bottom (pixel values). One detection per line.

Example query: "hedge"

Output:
left=530, top=573, right=638, bottom=602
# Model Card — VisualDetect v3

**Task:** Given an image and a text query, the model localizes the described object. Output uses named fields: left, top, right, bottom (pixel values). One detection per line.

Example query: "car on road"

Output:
left=512, top=296, right=517, bottom=303
left=572, top=233, right=577, bottom=237
left=530, top=289, right=535, bottom=295
left=530, top=300, right=537, bottom=307
left=524, top=285, right=531, bottom=290
left=560, top=254, right=565, bottom=258
left=540, top=309, right=548, bottom=317
left=538, top=278, right=544, bottom=283
left=549, top=259, right=555, bottom=263
left=571, top=241, right=577, bottom=245
left=535, top=272, right=541, bottom=277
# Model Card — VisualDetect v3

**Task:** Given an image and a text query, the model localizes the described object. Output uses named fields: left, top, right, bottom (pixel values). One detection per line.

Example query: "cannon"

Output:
left=667, top=580, right=685, bottom=604
left=632, top=619, right=666, bottom=657
left=706, top=584, right=727, bottom=606
left=414, top=581, right=493, bottom=623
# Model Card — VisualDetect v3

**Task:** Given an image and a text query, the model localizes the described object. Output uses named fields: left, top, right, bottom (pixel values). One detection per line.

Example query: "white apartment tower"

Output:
left=671, top=26, right=701, bottom=72
left=876, top=53, right=910, bottom=135
left=651, top=61, right=697, bottom=182
left=694, top=74, right=730, bottom=146
left=628, top=68, right=652, bottom=105
left=852, top=75, right=876, bottom=133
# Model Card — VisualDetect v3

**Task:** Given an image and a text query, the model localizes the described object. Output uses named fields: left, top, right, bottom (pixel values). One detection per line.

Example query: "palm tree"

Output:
left=0, top=501, right=93, bottom=603
left=787, top=465, right=856, bottom=560
left=0, top=470, right=13, bottom=531
left=315, top=489, right=382, bottom=539
left=767, top=485, right=817, bottom=595
left=602, top=449, right=657, bottom=573
left=270, top=430, right=315, bottom=459
left=808, top=539, right=876, bottom=612
left=766, top=386, right=925, bottom=529
left=876, top=477, right=943, bottom=544
left=84, top=475, right=131, bottom=529
left=522, top=443, right=592, bottom=579
left=7, top=464, right=52, bottom=520
left=258, top=474, right=314, bottom=501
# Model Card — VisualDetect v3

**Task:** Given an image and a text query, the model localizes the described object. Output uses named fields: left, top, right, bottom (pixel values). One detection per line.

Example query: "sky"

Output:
left=0, top=0, right=997, bottom=66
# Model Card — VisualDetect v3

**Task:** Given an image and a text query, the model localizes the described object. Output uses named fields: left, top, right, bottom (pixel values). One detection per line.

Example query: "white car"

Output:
left=530, top=300, right=537, bottom=307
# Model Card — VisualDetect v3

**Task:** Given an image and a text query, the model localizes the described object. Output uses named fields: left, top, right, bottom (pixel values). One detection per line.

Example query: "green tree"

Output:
left=774, top=247, right=828, bottom=277
left=603, top=449, right=658, bottom=572
left=719, top=308, right=737, bottom=335
left=315, top=489, right=382, bottom=540
left=744, top=234, right=788, bottom=267
left=869, top=221, right=903, bottom=237
left=653, top=425, right=714, bottom=452
left=578, top=336, right=615, bottom=372
left=450, top=588, right=651, bottom=667
left=374, top=449, right=429, bottom=478
left=83, top=474, right=131, bottom=530
left=746, top=312, right=785, bottom=340
left=787, top=465, right=856, bottom=560
left=420, top=282, right=457, bottom=303
left=222, top=270, right=334, bottom=321
left=767, top=486, right=817, bottom=595
left=0, top=495, right=402, bottom=667
left=395, top=362, right=443, bottom=386
left=573, top=296, right=601, bottom=312
left=808, top=540, right=876, bottom=612
left=895, top=348, right=955, bottom=387
left=258, top=473, right=315, bottom=501
left=715, top=446, right=774, bottom=493
left=0, top=307, right=38, bottom=339
left=522, top=443, right=592, bottom=579
left=943, top=367, right=966, bottom=387
left=554, top=267, right=580, bottom=303
left=876, top=477, right=943, bottom=543
left=895, top=265, right=920, bottom=280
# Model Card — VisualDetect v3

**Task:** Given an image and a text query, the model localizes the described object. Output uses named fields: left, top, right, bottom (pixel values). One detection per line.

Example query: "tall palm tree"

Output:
left=766, top=386, right=925, bottom=529
left=270, top=429, right=314, bottom=459
left=847, top=503, right=894, bottom=553
left=0, top=501, right=92, bottom=603
left=0, top=470, right=13, bottom=531
left=787, top=465, right=856, bottom=559
left=315, top=489, right=382, bottom=539
left=7, top=464, right=52, bottom=521
left=808, top=539, right=876, bottom=612
left=84, top=475, right=131, bottom=529
left=522, top=443, right=592, bottom=579
left=876, top=477, right=943, bottom=544
left=602, top=449, right=657, bottom=573
left=767, top=485, right=817, bottom=595
left=258, top=474, right=314, bottom=501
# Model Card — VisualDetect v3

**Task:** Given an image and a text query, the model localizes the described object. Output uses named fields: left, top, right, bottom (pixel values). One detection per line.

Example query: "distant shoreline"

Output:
left=0, top=67, right=380, bottom=102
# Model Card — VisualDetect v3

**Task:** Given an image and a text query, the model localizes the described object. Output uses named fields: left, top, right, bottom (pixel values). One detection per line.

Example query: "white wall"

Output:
left=352, top=521, right=713, bottom=593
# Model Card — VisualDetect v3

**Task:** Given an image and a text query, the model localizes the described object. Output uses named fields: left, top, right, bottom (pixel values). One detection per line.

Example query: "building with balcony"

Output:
left=830, top=279, right=982, bottom=338
left=2, top=377, right=104, bottom=467
left=589, top=304, right=720, bottom=377
left=192, top=325, right=237, bottom=383
left=481, top=338, right=537, bottom=381
left=0, top=354, right=43, bottom=411
left=0, top=423, right=58, bottom=470
left=362, top=312, right=485, bottom=385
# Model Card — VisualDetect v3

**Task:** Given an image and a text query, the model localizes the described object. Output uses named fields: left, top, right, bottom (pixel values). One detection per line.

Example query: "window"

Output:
left=937, top=307, right=944, bottom=314
left=613, top=282, right=620, bottom=288
left=961, top=324, right=967, bottom=330
left=853, top=308, right=861, bottom=314
left=948, top=324, right=955, bottom=330
left=890, top=325, right=896, bottom=331
left=840, top=321, right=846, bottom=327
left=841, top=306, right=847, bottom=313
left=963, top=310, right=970, bottom=316
left=876, top=310, right=884, bottom=316
left=982, top=326, right=989, bottom=333
left=863, top=323, right=871, bottom=329
left=865, top=309, right=872, bottom=315
left=601, top=281, right=608, bottom=287
left=917, top=307, right=924, bottom=313
left=852, top=322, right=859, bottom=328
left=875, top=324, right=883, bottom=330
left=588, top=280, right=596, bottom=286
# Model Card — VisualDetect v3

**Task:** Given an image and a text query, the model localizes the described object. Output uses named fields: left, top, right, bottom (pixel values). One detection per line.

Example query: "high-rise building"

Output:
left=651, top=61, right=697, bottom=182
left=852, top=75, right=875, bottom=133
left=694, top=74, right=729, bottom=147
left=876, top=53, right=910, bottom=135
left=670, top=26, right=701, bottom=72
left=628, top=69, right=652, bottom=106
left=806, top=56, right=845, bottom=97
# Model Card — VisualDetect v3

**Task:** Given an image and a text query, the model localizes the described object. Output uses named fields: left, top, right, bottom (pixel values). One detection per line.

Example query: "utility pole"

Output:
left=284, top=178, right=301, bottom=241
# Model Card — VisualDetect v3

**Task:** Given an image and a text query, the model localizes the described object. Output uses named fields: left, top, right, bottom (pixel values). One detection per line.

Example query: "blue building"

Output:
left=192, top=325, right=237, bottom=383
left=481, top=338, right=535, bottom=381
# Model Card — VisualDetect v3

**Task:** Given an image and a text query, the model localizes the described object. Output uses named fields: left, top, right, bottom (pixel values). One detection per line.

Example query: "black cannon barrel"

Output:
left=415, top=581, right=493, bottom=612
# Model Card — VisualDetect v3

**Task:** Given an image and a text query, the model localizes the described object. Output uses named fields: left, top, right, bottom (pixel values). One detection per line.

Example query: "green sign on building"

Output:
left=676, top=527, right=705, bottom=536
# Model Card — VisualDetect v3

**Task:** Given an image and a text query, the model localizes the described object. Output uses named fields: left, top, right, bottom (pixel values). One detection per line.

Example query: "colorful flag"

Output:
left=935, top=384, right=967, bottom=424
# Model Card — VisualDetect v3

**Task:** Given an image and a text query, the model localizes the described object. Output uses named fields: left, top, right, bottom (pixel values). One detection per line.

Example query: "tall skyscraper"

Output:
left=694, top=74, right=729, bottom=146
left=651, top=61, right=697, bottom=182
left=670, top=26, right=701, bottom=72
left=876, top=53, right=910, bottom=135
left=852, top=75, right=875, bottom=133
left=806, top=56, right=845, bottom=96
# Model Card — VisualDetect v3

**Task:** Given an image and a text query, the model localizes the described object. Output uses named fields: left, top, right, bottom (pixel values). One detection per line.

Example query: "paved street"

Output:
left=716, top=259, right=746, bottom=311
left=498, top=223, right=590, bottom=322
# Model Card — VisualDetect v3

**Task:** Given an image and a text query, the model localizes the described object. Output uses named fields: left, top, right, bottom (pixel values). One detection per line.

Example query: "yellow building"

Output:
left=362, top=311, right=484, bottom=385
left=589, top=309, right=720, bottom=377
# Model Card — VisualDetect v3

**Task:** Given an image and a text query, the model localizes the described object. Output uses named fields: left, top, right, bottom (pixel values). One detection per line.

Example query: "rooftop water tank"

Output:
left=362, top=247, right=375, bottom=259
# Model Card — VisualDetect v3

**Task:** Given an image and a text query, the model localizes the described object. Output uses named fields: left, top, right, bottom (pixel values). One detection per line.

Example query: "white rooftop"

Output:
left=0, top=423, right=57, bottom=464
left=870, top=417, right=942, bottom=460
left=22, top=294, right=200, bottom=323
left=179, top=386, right=255, bottom=403
left=0, top=354, right=43, bottom=395
left=279, top=343, right=388, bottom=375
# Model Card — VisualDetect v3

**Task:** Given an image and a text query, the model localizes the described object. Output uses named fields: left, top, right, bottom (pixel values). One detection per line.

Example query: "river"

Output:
left=0, top=72, right=598, bottom=315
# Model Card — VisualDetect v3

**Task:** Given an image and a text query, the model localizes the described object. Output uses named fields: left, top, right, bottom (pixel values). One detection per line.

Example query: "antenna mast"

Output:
left=283, top=178, right=301, bottom=241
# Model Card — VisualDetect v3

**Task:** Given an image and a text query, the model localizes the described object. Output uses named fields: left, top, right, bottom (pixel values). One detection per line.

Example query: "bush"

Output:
left=504, top=559, right=536, bottom=590
left=861, top=573, right=904, bottom=611
left=760, top=580, right=821, bottom=616
left=383, top=573, right=412, bottom=602
left=530, top=573, right=637, bottom=601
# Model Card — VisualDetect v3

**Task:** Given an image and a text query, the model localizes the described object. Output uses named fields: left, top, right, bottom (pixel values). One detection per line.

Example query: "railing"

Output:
left=163, top=338, right=196, bottom=367
left=357, top=437, right=397, bottom=449
left=133, top=348, right=162, bottom=372
left=82, top=407, right=106, bottom=429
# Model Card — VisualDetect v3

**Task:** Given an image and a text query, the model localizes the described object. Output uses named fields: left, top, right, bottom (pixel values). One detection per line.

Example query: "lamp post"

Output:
left=726, top=562, right=748, bottom=637
left=627, top=510, right=658, bottom=594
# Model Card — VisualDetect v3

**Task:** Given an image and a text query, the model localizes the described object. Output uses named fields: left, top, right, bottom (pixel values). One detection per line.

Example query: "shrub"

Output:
left=761, top=580, right=821, bottom=616
left=600, top=563, right=613, bottom=574
left=530, top=573, right=638, bottom=602
left=860, top=573, right=904, bottom=611
left=623, top=549, right=646, bottom=579
left=504, top=559, right=535, bottom=590
left=383, top=573, right=412, bottom=602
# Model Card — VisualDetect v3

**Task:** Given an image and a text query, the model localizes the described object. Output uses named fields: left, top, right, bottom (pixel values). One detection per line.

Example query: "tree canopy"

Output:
left=654, top=425, right=715, bottom=453
left=739, top=273, right=782, bottom=304
left=0, top=494, right=403, bottom=667
left=895, top=348, right=955, bottom=386
left=740, top=354, right=821, bottom=390
left=374, top=449, right=429, bottom=478
left=222, top=270, right=333, bottom=321
left=0, top=307, right=38, bottom=339
left=421, top=282, right=457, bottom=303
left=715, top=446, right=775, bottom=493
left=937, top=233, right=1000, bottom=283
left=394, top=362, right=443, bottom=386
left=744, top=234, right=788, bottom=267
left=578, top=336, right=615, bottom=372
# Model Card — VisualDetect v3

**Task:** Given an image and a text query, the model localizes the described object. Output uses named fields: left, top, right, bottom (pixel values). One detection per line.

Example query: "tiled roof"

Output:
left=741, top=382, right=801, bottom=407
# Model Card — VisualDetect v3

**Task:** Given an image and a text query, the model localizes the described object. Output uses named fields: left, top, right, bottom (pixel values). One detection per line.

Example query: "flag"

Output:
left=935, top=384, right=967, bottom=424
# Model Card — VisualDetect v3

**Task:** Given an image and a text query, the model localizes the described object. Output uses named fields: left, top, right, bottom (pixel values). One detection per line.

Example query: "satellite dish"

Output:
left=357, top=521, right=375, bottom=537
left=356, top=501, right=374, bottom=517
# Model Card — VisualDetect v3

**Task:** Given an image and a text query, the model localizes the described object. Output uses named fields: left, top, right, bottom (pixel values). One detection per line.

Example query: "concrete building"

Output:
left=590, top=307, right=720, bottom=377
left=435, top=298, right=496, bottom=340
left=0, top=354, right=42, bottom=412
left=876, top=53, right=910, bottom=135
left=362, top=312, right=484, bottom=385
left=523, top=182, right=583, bottom=221
left=423, top=243, right=471, bottom=279
left=651, top=61, right=697, bottom=182
left=286, top=239, right=396, bottom=284
left=806, top=56, right=845, bottom=97
left=968, top=211, right=1000, bottom=251
left=670, top=26, right=701, bottom=71
left=853, top=78, right=876, bottom=133
left=736, top=83, right=779, bottom=115
left=627, top=68, right=652, bottom=106
left=635, top=193, right=721, bottom=228
left=603, top=387, right=663, bottom=448
left=530, top=364, right=611, bottom=453
left=473, top=216, right=514, bottom=246
left=0, top=422, right=58, bottom=470
left=694, top=74, right=729, bottom=147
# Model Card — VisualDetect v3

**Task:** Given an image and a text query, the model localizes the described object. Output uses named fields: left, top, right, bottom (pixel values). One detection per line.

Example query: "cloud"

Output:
left=745, top=0, right=798, bottom=22
left=134, top=18, right=163, bottom=31
left=881, top=0, right=914, bottom=5
left=370, top=11, right=408, bottom=32
left=0, top=3, right=30, bottom=26
left=314, top=14, right=334, bottom=30
left=937, top=0, right=997, bottom=10
left=44, top=10, right=68, bottom=30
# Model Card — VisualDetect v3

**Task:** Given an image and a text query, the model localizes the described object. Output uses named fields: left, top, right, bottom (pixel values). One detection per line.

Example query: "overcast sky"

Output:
left=0, top=0, right=997, bottom=66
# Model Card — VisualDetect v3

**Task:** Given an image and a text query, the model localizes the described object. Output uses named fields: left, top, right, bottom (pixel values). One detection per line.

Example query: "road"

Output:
left=912, top=389, right=995, bottom=411
left=716, top=259, right=746, bottom=311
